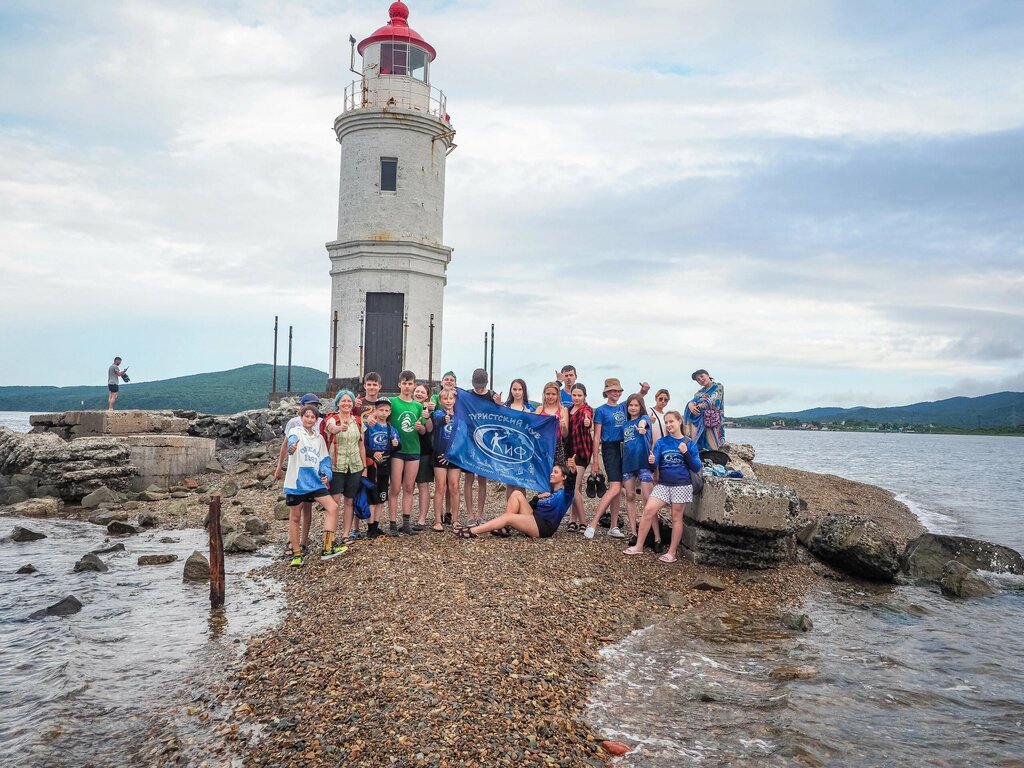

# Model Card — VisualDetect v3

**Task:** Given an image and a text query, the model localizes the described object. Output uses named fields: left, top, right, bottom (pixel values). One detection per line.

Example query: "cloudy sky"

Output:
left=1, top=0, right=1022, bottom=415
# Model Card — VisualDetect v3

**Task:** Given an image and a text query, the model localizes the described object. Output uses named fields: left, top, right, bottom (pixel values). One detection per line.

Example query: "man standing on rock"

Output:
left=107, top=356, right=129, bottom=410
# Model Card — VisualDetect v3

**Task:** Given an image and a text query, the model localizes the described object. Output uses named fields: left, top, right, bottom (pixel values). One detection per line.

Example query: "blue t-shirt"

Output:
left=622, top=415, right=653, bottom=473
left=533, top=485, right=574, bottom=529
left=431, top=409, right=457, bottom=457
left=652, top=436, right=702, bottom=486
left=559, top=388, right=573, bottom=407
left=364, top=423, right=399, bottom=464
left=594, top=402, right=628, bottom=443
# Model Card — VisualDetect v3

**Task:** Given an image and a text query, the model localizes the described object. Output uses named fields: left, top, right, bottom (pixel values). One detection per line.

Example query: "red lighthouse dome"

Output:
left=358, top=2, right=437, bottom=61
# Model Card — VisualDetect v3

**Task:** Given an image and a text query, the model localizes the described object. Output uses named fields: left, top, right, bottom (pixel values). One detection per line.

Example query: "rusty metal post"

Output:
left=272, top=315, right=280, bottom=397
left=427, top=313, right=435, bottom=389
left=331, top=310, right=339, bottom=380
left=207, top=496, right=225, bottom=609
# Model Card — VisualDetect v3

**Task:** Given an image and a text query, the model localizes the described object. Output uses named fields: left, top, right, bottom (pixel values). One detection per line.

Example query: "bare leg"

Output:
left=640, top=480, right=654, bottom=506
left=401, top=460, right=419, bottom=518
left=300, top=503, right=312, bottom=547
left=624, top=477, right=638, bottom=536
left=625, top=496, right=667, bottom=554
left=288, top=506, right=302, bottom=553
left=572, top=470, right=586, bottom=524
left=342, top=495, right=354, bottom=538
left=463, top=472, right=475, bottom=521
left=320, top=495, right=339, bottom=533
left=665, top=503, right=686, bottom=560
left=388, top=458, right=405, bottom=523
left=447, top=468, right=462, bottom=526
left=417, top=481, right=430, bottom=525
left=432, top=467, right=447, bottom=529
left=476, top=478, right=487, bottom=521
left=468, top=493, right=540, bottom=537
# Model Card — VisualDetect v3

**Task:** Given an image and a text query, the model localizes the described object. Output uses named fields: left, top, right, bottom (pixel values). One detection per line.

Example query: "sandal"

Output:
left=432, top=524, right=444, bottom=532
left=623, top=547, right=644, bottom=556
left=490, top=526, right=511, bottom=538
left=658, top=553, right=677, bottom=563
left=457, top=527, right=478, bottom=539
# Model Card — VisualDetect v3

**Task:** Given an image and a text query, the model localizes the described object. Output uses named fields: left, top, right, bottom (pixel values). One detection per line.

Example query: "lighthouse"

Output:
left=327, top=1, right=456, bottom=392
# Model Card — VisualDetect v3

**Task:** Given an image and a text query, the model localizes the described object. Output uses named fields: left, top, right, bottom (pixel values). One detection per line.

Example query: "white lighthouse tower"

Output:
left=327, top=1, right=455, bottom=392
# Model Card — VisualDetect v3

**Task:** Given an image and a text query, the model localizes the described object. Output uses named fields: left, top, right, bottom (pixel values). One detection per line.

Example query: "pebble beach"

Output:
left=79, top=443, right=927, bottom=767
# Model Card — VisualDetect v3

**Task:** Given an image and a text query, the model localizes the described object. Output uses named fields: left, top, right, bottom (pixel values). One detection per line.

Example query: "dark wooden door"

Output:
left=364, top=292, right=404, bottom=387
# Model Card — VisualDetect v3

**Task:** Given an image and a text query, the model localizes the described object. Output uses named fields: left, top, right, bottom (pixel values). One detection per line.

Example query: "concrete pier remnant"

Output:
left=30, top=410, right=190, bottom=440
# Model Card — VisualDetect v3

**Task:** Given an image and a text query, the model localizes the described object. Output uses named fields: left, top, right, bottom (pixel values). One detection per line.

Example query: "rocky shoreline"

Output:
left=4, top=420, right=1022, bottom=766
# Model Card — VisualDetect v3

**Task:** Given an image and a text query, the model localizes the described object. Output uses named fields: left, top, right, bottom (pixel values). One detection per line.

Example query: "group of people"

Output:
left=273, top=364, right=725, bottom=569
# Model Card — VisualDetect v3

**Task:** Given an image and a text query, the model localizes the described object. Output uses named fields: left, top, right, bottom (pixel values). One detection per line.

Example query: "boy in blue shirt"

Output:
left=363, top=399, right=400, bottom=539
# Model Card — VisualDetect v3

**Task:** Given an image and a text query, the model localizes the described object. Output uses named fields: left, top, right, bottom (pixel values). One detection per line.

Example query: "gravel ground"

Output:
left=75, top=442, right=922, bottom=767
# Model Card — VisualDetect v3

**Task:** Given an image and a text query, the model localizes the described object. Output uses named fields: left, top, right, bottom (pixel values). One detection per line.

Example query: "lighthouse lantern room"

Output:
left=327, top=1, right=455, bottom=392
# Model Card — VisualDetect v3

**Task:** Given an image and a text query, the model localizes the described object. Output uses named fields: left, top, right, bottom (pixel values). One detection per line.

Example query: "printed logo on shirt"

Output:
left=623, top=424, right=637, bottom=442
left=662, top=450, right=683, bottom=465
left=299, top=444, right=320, bottom=462
left=472, top=424, right=533, bottom=465
left=398, top=412, right=415, bottom=433
left=613, top=410, right=626, bottom=427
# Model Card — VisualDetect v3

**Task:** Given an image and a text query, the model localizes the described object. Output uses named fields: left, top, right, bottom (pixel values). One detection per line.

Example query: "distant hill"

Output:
left=0, top=364, right=328, bottom=415
left=740, top=391, right=1024, bottom=430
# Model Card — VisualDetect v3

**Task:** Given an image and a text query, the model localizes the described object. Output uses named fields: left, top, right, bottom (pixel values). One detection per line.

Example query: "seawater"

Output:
left=588, top=428, right=1024, bottom=765
left=0, top=517, right=283, bottom=766
left=0, top=411, right=33, bottom=433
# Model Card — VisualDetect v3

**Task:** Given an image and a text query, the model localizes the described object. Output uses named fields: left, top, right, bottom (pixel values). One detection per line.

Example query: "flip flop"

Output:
left=623, top=547, right=644, bottom=556
left=432, top=524, right=444, bottom=532
left=658, top=553, right=677, bottom=563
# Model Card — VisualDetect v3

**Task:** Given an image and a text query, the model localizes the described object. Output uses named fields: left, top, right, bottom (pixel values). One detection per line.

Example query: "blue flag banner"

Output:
left=448, top=388, right=558, bottom=493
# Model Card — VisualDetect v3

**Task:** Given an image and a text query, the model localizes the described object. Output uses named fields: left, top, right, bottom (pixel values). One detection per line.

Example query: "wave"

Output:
left=895, top=492, right=961, bottom=536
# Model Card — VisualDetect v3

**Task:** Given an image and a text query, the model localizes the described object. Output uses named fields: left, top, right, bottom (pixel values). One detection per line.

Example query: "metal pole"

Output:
left=402, top=311, right=409, bottom=371
left=207, top=496, right=225, bottom=609
left=490, top=323, right=495, bottom=391
left=331, top=310, right=339, bottom=380
left=427, top=313, right=435, bottom=389
left=484, top=332, right=488, bottom=375
left=272, top=316, right=278, bottom=394
left=359, top=310, right=365, bottom=380
left=287, top=325, right=293, bottom=393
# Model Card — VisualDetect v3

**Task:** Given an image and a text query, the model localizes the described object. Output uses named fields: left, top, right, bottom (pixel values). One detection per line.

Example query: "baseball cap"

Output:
left=299, top=393, right=321, bottom=405
left=373, top=398, right=392, bottom=407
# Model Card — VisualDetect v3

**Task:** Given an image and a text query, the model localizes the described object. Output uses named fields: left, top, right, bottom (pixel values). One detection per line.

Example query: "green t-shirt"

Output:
left=389, top=397, right=424, bottom=455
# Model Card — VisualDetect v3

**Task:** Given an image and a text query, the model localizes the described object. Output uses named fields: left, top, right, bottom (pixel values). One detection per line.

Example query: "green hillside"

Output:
left=0, top=364, right=328, bottom=415
left=737, top=390, right=1024, bottom=432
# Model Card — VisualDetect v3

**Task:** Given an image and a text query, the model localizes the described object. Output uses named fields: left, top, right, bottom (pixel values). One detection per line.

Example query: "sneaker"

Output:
left=366, top=526, right=384, bottom=540
left=585, top=475, right=597, bottom=499
left=609, top=527, right=626, bottom=539
left=386, top=526, right=400, bottom=538
left=412, top=523, right=425, bottom=532
left=583, top=526, right=596, bottom=540
left=400, top=524, right=419, bottom=535
left=289, top=553, right=304, bottom=568
left=320, top=544, right=348, bottom=560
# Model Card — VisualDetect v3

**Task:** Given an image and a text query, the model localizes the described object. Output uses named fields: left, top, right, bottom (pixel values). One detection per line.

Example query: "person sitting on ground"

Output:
left=457, top=465, right=574, bottom=539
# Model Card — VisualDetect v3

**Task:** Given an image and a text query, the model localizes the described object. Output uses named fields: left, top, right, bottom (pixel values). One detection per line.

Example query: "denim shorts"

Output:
left=600, top=442, right=623, bottom=483
left=622, top=468, right=654, bottom=484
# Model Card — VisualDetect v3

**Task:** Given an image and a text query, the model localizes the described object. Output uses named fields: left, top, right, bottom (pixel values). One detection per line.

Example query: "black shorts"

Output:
left=534, top=514, right=557, bottom=539
left=366, top=463, right=390, bottom=505
left=416, top=456, right=434, bottom=484
left=108, top=384, right=119, bottom=393
left=393, top=453, right=420, bottom=463
left=601, top=442, right=624, bottom=483
left=329, top=470, right=362, bottom=499
left=433, top=455, right=452, bottom=469
left=285, top=489, right=331, bottom=507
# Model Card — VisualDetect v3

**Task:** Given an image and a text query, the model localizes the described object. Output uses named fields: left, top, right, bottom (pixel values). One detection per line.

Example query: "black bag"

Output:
left=690, top=469, right=704, bottom=496
left=121, top=373, right=130, bottom=383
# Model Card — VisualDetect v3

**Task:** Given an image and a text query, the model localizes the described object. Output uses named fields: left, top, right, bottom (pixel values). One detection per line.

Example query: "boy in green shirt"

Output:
left=388, top=370, right=425, bottom=536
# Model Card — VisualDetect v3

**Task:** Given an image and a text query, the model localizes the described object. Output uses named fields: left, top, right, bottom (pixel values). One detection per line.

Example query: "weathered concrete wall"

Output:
left=30, top=410, right=189, bottom=439
left=114, top=435, right=216, bottom=491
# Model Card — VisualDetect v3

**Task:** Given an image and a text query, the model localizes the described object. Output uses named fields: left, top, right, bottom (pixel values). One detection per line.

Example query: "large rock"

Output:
left=183, top=550, right=210, bottom=582
left=88, top=509, right=130, bottom=526
left=223, top=532, right=257, bottom=553
left=0, top=427, right=138, bottom=501
left=902, top=533, right=1024, bottom=583
left=10, top=525, right=47, bottom=542
left=81, top=485, right=120, bottom=509
left=804, top=513, right=900, bottom=582
left=719, top=442, right=757, bottom=480
left=107, top=521, right=137, bottom=536
left=274, top=502, right=291, bottom=521
left=16, top=563, right=38, bottom=575
left=73, top=552, right=108, bottom=573
left=220, top=480, right=240, bottom=499
left=687, top=478, right=799, bottom=535
left=940, top=561, right=997, bottom=599
left=30, top=595, right=83, bottom=618
left=243, top=517, right=269, bottom=535
left=0, top=497, right=63, bottom=518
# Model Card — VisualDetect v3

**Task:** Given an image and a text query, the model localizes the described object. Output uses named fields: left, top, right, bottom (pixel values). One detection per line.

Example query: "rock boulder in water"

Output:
left=30, top=595, right=83, bottom=618
left=183, top=550, right=210, bottom=582
left=81, top=485, right=119, bottom=509
left=939, top=561, right=997, bottom=599
left=107, top=521, right=137, bottom=536
left=9, top=525, right=47, bottom=542
left=902, top=533, right=1024, bottom=583
left=138, top=554, right=178, bottom=566
left=92, top=542, right=125, bottom=555
left=804, top=513, right=900, bottom=581
left=88, top=509, right=129, bottom=526
left=223, top=532, right=257, bottom=553
left=73, top=552, right=108, bottom=573
left=137, top=512, right=159, bottom=527
left=0, top=497, right=63, bottom=518
left=16, top=563, right=37, bottom=574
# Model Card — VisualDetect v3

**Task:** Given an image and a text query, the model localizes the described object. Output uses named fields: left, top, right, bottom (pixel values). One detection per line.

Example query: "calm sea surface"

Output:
left=588, top=427, right=1024, bottom=766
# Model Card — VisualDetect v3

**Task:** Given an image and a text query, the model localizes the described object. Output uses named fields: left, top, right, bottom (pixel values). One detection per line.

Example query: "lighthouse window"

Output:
left=380, top=43, right=429, bottom=82
left=380, top=157, right=398, bottom=191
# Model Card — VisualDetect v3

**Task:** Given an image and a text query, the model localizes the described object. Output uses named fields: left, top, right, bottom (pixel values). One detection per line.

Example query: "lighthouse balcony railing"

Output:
left=342, top=77, right=450, bottom=123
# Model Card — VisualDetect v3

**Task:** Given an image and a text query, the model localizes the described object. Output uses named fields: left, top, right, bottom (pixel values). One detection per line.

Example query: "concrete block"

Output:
left=110, top=435, right=217, bottom=491
left=31, top=410, right=189, bottom=438
left=688, top=478, right=798, bottom=536
left=681, top=524, right=794, bottom=570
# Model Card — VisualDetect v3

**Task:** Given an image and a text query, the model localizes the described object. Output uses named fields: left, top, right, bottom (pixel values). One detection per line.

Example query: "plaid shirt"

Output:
left=567, top=404, right=594, bottom=464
